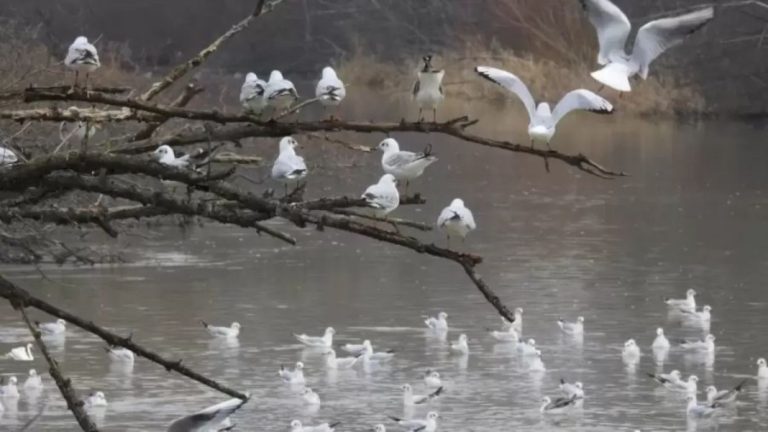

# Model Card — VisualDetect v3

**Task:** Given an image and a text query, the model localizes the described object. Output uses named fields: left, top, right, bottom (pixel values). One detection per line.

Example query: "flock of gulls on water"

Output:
left=3, top=0, right=762, bottom=430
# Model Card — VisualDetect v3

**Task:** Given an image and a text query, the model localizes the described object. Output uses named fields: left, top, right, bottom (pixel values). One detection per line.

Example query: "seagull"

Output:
left=240, top=72, right=267, bottom=115
left=557, top=316, right=584, bottom=336
left=0, top=146, right=19, bottom=166
left=362, top=174, right=400, bottom=218
left=424, top=370, right=442, bottom=388
left=450, top=334, right=469, bottom=355
left=578, top=1, right=715, bottom=92
left=528, top=349, right=546, bottom=372
left=0, top=376, right=20, bottom=398
left=413, top=55, right=444, bottom=122
left=371, top=425, right=386, bottom=432
left=686, top=394, right=718, bottom=418
left=23, top=369, right=43, bottom=390
left=679, top=334, right=715, bottom=353
left=437, top=198, right=476, bottom=246
left=315, top=66, right=346, bottom=118
left=664, top=288, right=697, bottom=312
left=341, top=340, right=372, bottom=356
left=37, top=319, right=67, bottom=335
left=705, top=380, right=748, bottom=405
left=272, top=136, right=308, bottom=195
left=290, top=420, right=341, bottom=432
left=681, top=305, right=712, bottom=322
left=202, top=321, right=241, bottom=338
left=368, top=349, right=397, bottom=361
left=424, top=312, right=448, bottom=332
left=294, top=327, right=335, bottom=348
left=679, top=375, right=699, bottom=395
left=263, top=70, right=299, bottom=113
left=154, top=145, right=190, bottom=168
left=59, top=121, right=98, bottom=144
left=323, top=349, right=360, bottom=369
left=401, top=383, right=444, bottom=406
left=166, top=398, right=247, bottom=432
left=540, top=395, right=578, bottom=413
left=377, top=138, right=437, bottom=195
left=560, top=379, right=584, bottom=400
left=518, top=338, right=538, bottom=356
left=279, top=362, right=305, bottom=384
left=758, top=358, right=768, bottom=379
left=503, top=307, right=524, bottom=334
left=652, top=328, right=670, bottom=351
left=475, top=66, right=613, bottom=149
left=489, top=325, right=519, bottom=342
left=64, top=36, right=100, bottom=87
left=647, top=370, right=684, bottom=390
left=105, top=346, right=135, bottom=363
left=622, top=339, right=641, bottom=360
left=300, top=387, right=321, bottom=405
left=388, top=411, right=439, bottom=432
left=4, top=343, right=34, bottom=361
left=84, top=391, right=108, bottom=408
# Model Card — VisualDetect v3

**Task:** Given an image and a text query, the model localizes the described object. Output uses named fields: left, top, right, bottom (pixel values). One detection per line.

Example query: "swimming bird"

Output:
left=528, top=349, right=546, bottom=372
left=424, top=312, right=448, bottom=332
left=437, top=198, right=476, bottom=246
left=502, top=307, right=524, bottom=334
left=202, top=321, right=241, bottom=338
left=0, top=376, right=20, bottom=398
left=371, top=425, right=386, bottom=432
left=84, top=391, right=108, bottom=408
left=64, top=36, right=100, bottom=87
left=424, top=370, right=442, bottom=388
left=540, top=395, right=578, bottom=413
left=664, top=288, right=697, bottom=312
left=413, top=55, right=444, bottom=122
left=475, top=66, right=613, bottom=149
left=679, top=375, right=699, bottom=395
left=705, top=380, right=748, bottom=405
left=154, top=145, right=190, bottom=168
left=652, top=328, right=670, bottom=351
left=263, top=70, right=299, bottom=113
left=362, top=174, right=400, bottom=218
left=489, top=324, right=519, bottom=342
left=450, top=334, right=469, bottom=355
left=401, top=383, right=444, bottom=406
left=315, top=66, right=346, bottom=118
left=294, top=327, right=335, bottom=348
left=341, top=340, right=373, bottom=356
left=37, top=319, right=67, bottom=335
left=758, top=358, right=768, bottom=379
left=680, top=334, right=715, bottom=353
left=105, top=346, right=135, bottom=363
left=647, top=370, right=684, bottom=390
left=300, top=387, right=321, bottom=405
left=557, top=316, right=585, bottom=336
left=686, top=395, right=717, bottom=418
left=388, top=411, right=439, bottom=432
left=578, top=1, right=715, bottom=92
left=290, top=419, right=341, bottom=432
left=622, top=339, right=641, bottom=360
left=323, top=349, right=360, bottom=369
left=279, top=362, right=305, bottom=384
left=518, top=338, right=538, bottom=356
left=167, top=397, right=248, bottom=432
left=240, top=72, right=267, bottom=115
left=23, top=369, right=43, bottom=391
left=0, top=146, right=18, bottom=166
left=272, top=136, right=308, bottom=196
left=681, top=305, right=712, bottom=322
left=4, top=343, right=34, bottom=361
left=377, top=138, right=437, bottom=195
left=560, top=379, right=584, bottom=400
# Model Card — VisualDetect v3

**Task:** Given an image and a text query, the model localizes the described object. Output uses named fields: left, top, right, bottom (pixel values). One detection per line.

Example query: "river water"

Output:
left=1, top=112, right=768, bottom=431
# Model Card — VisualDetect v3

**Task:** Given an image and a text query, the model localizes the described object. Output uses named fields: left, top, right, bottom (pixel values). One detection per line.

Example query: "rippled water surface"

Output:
left=2, top=117, right=768, bottom=431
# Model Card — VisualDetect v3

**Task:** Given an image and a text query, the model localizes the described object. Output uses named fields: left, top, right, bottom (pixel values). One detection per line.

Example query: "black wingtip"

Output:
left=560, top=378, right=566, bottom=384
left=200, top=320, right=209, bottom=328
left=329, top=422, right=342, bottom=429
left=734, top=379, right=748, bottom=392
left=387, top=416, right=401, bottom=422
left=433, top=386, right=444, bottom=397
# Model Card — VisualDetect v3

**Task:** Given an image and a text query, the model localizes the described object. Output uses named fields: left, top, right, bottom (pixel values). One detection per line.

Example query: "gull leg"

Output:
left=72, top=71, right=79, bottom=91
left=446, top=235, right=451, bottom=249
left=546, top=141, right=552, bottom=151
left=530, top=139, right=535, bottom=149
left=597, top=85, right=604, bottom=93
left=418, top=108, right=423, bottom=123
left=284, top=183, right=288, bottom=197
left=433, top=108, right=437, bottom=123
left=404, top=180, right=410, bottom=197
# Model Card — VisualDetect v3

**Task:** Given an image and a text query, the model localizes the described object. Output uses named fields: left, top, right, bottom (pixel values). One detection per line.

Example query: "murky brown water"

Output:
left=2, top=113, right=768, bottom=431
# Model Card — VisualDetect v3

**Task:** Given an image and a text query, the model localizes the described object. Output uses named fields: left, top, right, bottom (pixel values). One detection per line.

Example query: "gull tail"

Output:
left=591, top=63, right=631, bottom=92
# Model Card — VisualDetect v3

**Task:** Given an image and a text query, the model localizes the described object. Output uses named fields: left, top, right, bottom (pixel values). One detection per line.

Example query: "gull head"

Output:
left=758, top=358, right=767, bottom=367
left=290, top=420, right=302, bottom=429
left=535, top=349, right=542, bottom=358
left=279, top=136, right=299, bottom=153
left=153, top=145, right=174, bottom=160
left=426, top=411, right=439, bottom=421
left=438, top=311, right=448, bottom=320
left=705, top=386, right=717, bottom=395
left=401, top=383, right=412, bottom=393
left=373, top=425, right=386, bottom=432
left=268, top=70, right=284, bottom=83
left=703, top=305, right=712, bottom=312
left=428, top=371, right=440, bottom=379
left=685, top=395, right=695, bottom=402
left=56, top=319, right=66, bottom=326
left=8, top=376, right=17, bottom=385
left=625, top=339, right=636, bottom=347
left=74, top=36, right=89, bottom=45
left=656, top=328, right=665, bottom=336
left=541, top=396, right=551, bottom=404
left=363, top=340, right=372, bottom=348
left=379, top=174, right=398, bottom=187
left=325, top=327, right=336, bottom=336
left=535, top=102, right=552, bottom=116
left=689, top=375, right=699, bottom=383
left=687, top=289, right=697, bottom=297
left=449, top=198, right=465, bottom=208
left=245, top=72, right=258, bottom=82
left=575, top=382, right=583, bottom=389
left=577, top=316, right=585, bottom=323
left=515, top=307, right=524, bottom=316
left=322, top=66, right=338, bottom=79
left=705, top=334, right=716, bottom=342
left=527, top=338, right=536, bottom=346
left=377, top=138, right=400, bottom=153
left=28, top=369, right=37, bottom=377
left=295, top=361, right=304, bottom=370
left=421, top=55, right=434, bottom=71
left=231, top=322, right=241, bottom=329
left=458, top=334, right=468, bottom=343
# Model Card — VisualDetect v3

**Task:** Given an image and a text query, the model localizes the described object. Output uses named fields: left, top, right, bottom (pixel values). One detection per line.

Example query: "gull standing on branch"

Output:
left=272, top=136, right=308, bottom=196
left=0, top=146, right=19, bottom=166
left=504, top=307, right=524, bottom=334
left=37, top=318, right=67, bottom=336
left=437, top=198, right=476, bottom=247
left=413, top=55, right=444, bottom=122
left=377, top=138, right=437, bottom=195
left=290, top=419, right=341, bottom=432
left=362, top=174, right=400, bottom=218
left=167, top=398, right=248, bottom=432
left=475, top=66, right=613, bottom=149
left=4, top=343, right=34, bottom=361
left=388, top=411, right=439, bottom=432
left=64, top=36, right=100, bottom=88
left=424, top=312, right=448, bottom=332
left=295, top=326, right=335, bottom=348
left=315, top=66, right=346, bottom=119
left=240, top=72, right=267, bottom=116
left=154, top=145, right=191, bottom=168
left=202, top=321, right=241, bottom=338
left=578, top=0, right=715, bottom=92
left=263, top=70, right=299, bottom=114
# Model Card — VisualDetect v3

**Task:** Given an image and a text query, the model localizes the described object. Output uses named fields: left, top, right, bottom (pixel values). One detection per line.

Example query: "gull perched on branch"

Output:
left=240, top=72, right=267, bottom=115
left=413, top=55, right=445, bottom=122
left=362, top=174, right=400, bottom=218
left=65, top=36, right=100, bottom=88
left=272, top=136, right=308, bottom=196
left=315, top=66, right=346, bottom=119
left=154, top=145, right=190, bottom=168
left=475, top=66, right=613, bottom=149
left=0, top=146, right=19, bottom=166
left=167, top=397, right=248, bottom=432
left=264, top=70, right=299, bottom=113
left=437, top=198, right=476, bottom=247
left=578, top=0, right=715, bottom=92
left=377, top=138, right=437, bottom=195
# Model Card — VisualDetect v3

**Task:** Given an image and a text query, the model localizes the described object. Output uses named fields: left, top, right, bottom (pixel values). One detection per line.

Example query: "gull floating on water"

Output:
left=647, top=370, right=684, bottom=390
left=518, top=338, right=537, bottom=356
left=341, top=340, right=372, bottom=356
left=652, top=328, right=670, bottom=351
left=23, top=369, right=43, bottom=391
left=706, top=380, right=747, bottom=405
left=489, top=324, right=518, bottom=343
left=450, top=334, right=469, bottom=355
left=437, top=198, right=476, bottom=246
left=64, top=36, right=100, bottom=87
left=388, top=411, right=439, bottom=432
left=0, top=146, right=18, bottom=166
left=263, top=70, right=299, bottom=113
left=84, top=391, right=108, bottom=408
left=4, top=343, right=34, bottom=361
left=362, top=174, right=400, bottom=218
left=540, top=395, right=578, bottom=413
left=424, top=370, right=442, bottom=388
left=413, top=55, right=444, bottom=122
left=622, top=339, right=641, bottom=360
left=528, top=349, right=546, bottom=372
left=290, top=419, right=341, bottom=432
left=758, top=358, right=768, bottom=379
left=300, top=387, right=321, bottom=405
left=681, top=305, right=712, bottom=322
left=294, top=327, right=335, bottom=348
left=377, top=138, right=437, bottom=195
left=401, top=383, right=444, bottom=406
left=665, top=289, right=697, bottom=312
left=0, top=376, right=19, bottom=398
left=37, top=319, right=67, bottom=336
left=424, top=312, right=448, bottom=332
left=279, top=362, right=306, bottom=384
left=679, top=334, right=715, bottom=353
left=240, top=72, right=267, bottom=115
left=371, top=425, right=386, bottom=432
left=202, top=321, right=241, bottom=338
left=154, top=145, right=190, bottom=168
left=558, top=316, right=585, bottom=336
left=686, top=395, right=718, bottom=418
left=105, top=346, right=135, bottom=363
left=167, top=397, right=247, bottom=432
left=560, top=379, right=585, bottom=400
left=678, top=375, right=699, bottom=396
left=475, top=66, right=613, bottom=149
left=323, top=349, right=360, bottom=369
left=272, top=136, right=308, bottom=195
left=578, top=0, right=714, bottom=92
left=316, top=66, right=346, bottom=117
